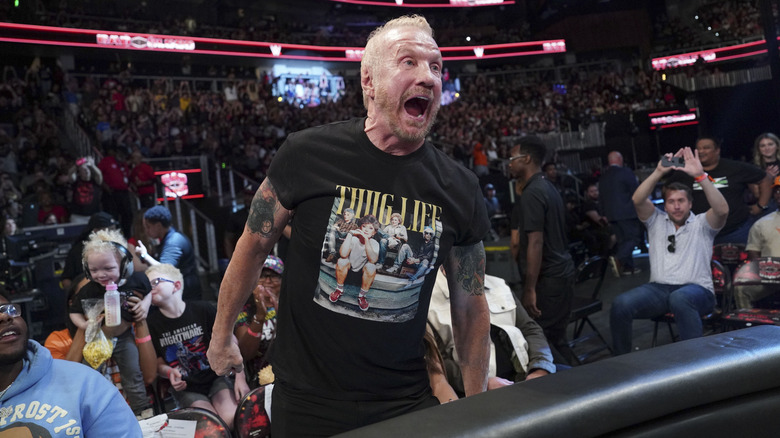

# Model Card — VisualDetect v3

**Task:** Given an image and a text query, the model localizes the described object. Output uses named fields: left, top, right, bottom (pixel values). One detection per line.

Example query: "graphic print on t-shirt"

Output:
left=159, top=323, right=210, bottom=377
left=317, top=184, right=442, bottom=322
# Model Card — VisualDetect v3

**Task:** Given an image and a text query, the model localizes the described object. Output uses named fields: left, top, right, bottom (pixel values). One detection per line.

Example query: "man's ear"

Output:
left=361, top=67, right=375, bottom=100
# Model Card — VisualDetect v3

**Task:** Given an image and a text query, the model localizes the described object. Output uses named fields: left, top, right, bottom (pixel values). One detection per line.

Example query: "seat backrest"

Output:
left=712, top=243, right=748, bottom=268
left=166, top=407, right=233, bottom=438
left=711, top=259, right=732, bottom=312
left=234, top=386, right=271, bottom=438
left=575, top=255, right=608, bottom=299
left=734, top=257, right=780, bottom=286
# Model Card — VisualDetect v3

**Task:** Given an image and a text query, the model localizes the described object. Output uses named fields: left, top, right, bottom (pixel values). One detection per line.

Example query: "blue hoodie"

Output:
left=0, top=340, right=142, bottom=437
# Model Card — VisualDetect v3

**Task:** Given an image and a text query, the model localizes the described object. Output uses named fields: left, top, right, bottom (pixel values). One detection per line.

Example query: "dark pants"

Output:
left=536, top=273, right=577, bottom=365
left=271, top=381, right=439, bottom=437
left=610, top=282, right=715, bottom=355
left=611, top=219, right=641, bottom=269
left=103, top=189, right=134, bottom=236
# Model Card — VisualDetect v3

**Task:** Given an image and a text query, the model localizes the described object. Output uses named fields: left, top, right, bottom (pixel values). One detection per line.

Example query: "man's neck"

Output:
left=702, top=160, right=719, bottom=172
left=518, top=169, right=542, bottom=190
left=364, top=115, right=424, bottom=156
left=0, top=358, right=24, bottom=390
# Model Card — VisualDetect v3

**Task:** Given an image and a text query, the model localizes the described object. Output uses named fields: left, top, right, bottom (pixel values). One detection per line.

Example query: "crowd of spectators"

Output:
left=19, top=0, right=531, bottom=48
left=695, top=0, right=763, bottom=42
left=652, top=0, right=763, bottom=54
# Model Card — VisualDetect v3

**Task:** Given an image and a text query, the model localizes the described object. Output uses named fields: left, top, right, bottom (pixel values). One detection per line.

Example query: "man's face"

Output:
left=507, top=146, right=525, bottom=178
left=343, top=210, right=354, bottom=222
left=423, top=229, right=433, bottom=241
left=586, top=185, right=599, bottom=201
left=696, top=139, right=720, bottom=167
left=773, top=186, right=780, bottom=205
left=370, top=26, right=442, bottom=144
left=143, top=219, right=162, bottom=239
left=664, top=189, right=692, bottom=226
left=544, top=165, right=557, bottom=180
left=0, top=296, right=28, bottom=367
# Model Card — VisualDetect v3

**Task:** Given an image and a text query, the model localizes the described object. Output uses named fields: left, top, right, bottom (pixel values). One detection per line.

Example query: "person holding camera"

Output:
left=667, top=137, right=771, bottom=244
left=610, top=147, right=728, bottom=355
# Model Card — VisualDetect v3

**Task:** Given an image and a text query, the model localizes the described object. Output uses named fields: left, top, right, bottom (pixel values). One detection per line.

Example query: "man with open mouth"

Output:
left=209, top=14, right=491, bottom=437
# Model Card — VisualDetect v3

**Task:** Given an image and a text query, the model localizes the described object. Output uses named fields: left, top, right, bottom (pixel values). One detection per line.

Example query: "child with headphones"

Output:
left=69, top=228, right=154, bottom=417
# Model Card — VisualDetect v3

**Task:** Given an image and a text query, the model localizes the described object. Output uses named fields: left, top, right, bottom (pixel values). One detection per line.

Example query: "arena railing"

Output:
left=664, top=64, right=772, bottom=92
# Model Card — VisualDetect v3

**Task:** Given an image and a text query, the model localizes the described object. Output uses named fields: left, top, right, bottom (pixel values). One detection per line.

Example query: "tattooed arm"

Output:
left=207, top=178, right=293, bottom=376
left=444, top=241, right=490, bottom=397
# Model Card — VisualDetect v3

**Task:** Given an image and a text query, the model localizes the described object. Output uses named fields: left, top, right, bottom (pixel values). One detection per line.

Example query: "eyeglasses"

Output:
left=150, top=278, right=175, bottom=287
left=259, top=273, right=281, bottom=283
left=508, top=154, right=527, bottom=162
left=667, top=235, right=676, bottom=253
left=0, top=304, right=21, bottom=318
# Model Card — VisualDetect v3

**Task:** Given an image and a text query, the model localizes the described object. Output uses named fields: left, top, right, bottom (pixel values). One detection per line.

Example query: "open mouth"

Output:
left=404, top=96, right=430, bottom=118
left=0, top=328, right=19, bottom=340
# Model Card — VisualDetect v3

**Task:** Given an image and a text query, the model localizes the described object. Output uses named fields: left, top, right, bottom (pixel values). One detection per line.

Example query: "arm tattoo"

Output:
left=247, top=181, right=281, bottom=238
left=450, top=243, right=486, bottom=296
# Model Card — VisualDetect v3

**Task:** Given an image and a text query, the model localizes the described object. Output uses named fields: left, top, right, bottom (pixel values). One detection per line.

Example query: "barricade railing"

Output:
left=665, top=65, right=772, bottom=91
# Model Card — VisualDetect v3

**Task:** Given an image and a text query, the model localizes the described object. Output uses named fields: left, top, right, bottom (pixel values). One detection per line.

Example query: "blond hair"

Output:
left=361, top=14, right=434, bottom=109
left=753, top=132, right=780, bottom=168
left=82, top=228, right=129, bottom=265
left=146, top=263, right=184, bottom=285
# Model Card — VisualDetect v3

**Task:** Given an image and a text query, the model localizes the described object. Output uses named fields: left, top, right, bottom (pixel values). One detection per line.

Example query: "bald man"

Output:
left=599, top=151, right=642, bottom=276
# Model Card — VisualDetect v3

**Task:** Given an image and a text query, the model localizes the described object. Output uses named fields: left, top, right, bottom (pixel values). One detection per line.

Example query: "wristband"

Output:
left=135, top=335, right=152, bottom=344
left=693, top=173, right=708, bottom=183
left=167, top=368, right=174, bottom=380
left=246, top=327, right=262, bottom=338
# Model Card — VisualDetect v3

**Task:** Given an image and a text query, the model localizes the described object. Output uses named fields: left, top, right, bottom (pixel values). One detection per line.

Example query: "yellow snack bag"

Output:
left=81, top=298, right=114, bottom=369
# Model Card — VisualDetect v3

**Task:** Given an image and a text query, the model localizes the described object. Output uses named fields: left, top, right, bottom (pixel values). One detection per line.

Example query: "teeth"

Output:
left=1, top=331, right=17, bottom=337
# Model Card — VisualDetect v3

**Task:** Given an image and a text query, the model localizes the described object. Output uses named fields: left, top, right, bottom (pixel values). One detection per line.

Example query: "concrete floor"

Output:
left=496, top=251, right=678, bottom=366
left=570, top=253, right=674, bottom=363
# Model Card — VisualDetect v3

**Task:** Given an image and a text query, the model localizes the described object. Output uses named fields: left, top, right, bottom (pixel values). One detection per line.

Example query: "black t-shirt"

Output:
left=667, top=158, right=766, bottom=236
left=267, top=118, right=490, bottom=400
left=516, top=173, right=575, bottom=278
left=146, top=301, right=219, bottom=395
left=69, top=272, right=151, bottom=322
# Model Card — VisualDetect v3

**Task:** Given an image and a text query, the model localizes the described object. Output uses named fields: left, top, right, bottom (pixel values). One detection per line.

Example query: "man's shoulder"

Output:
left=713, top=158, right=758, bottom=173
left=287, top=118, right=363, bottom=143
left=752, top=212, right=780, bottom=232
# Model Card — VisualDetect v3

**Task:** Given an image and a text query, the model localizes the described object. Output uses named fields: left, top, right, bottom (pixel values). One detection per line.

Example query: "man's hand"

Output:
left=128, top=293, right=152, bottom=322
left=206, top=337, right=244, bottom=377
left=134, top=241, right=149, bottom=259
left=487, top=376, right=514, bottom=390
left=525, top=369, right=550, bottom=380
left=233, top=371, right=251, bottom=401
left=678, top=147, right=704, bottom=178
left=522, top=289, right=541, bottom=318
left=168, top=368, right=187, bottom=391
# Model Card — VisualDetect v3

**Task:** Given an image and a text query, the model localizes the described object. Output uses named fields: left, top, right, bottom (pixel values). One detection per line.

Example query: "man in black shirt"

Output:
left=668, top=137, right=771, bottom=244
left=508, top=136, right=576, bottom=365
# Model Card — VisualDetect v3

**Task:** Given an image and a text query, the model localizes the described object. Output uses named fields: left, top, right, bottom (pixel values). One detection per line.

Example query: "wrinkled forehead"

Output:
left=383, top=26, right=441, bottom=58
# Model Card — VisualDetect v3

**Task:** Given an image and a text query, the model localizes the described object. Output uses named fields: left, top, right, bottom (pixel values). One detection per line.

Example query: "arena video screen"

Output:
left=155, top=168, right=205, bottom=201
left=274, top=72, right=346, bottom=108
